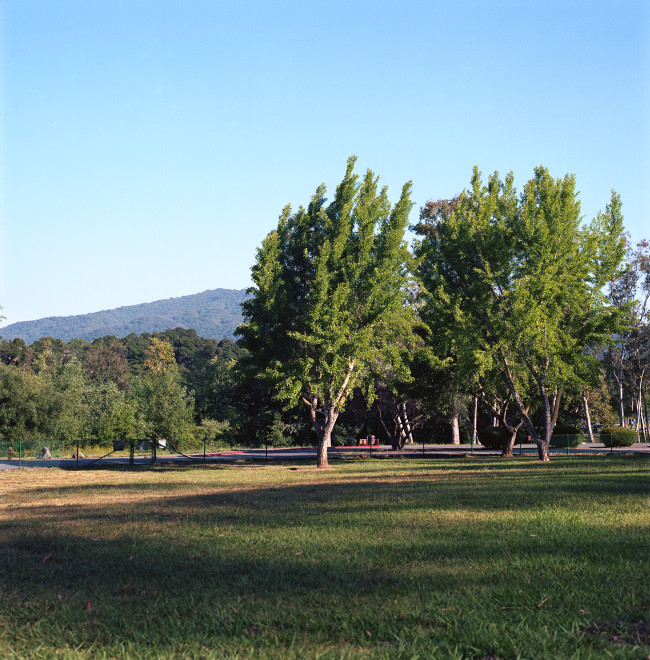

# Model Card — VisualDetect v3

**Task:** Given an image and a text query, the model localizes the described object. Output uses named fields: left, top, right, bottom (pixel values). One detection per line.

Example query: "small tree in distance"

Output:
left=236, top=156, right=416, bottom=468
left=137, top=337, right=194, bottom=447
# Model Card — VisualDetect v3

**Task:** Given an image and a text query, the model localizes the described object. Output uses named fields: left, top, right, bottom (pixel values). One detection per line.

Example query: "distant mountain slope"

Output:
left=0, top=288, right=249, bottom=343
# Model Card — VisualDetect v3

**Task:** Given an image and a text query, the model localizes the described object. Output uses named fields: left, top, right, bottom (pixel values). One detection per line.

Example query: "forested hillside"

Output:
left=0, top=289, right=247, bottom=343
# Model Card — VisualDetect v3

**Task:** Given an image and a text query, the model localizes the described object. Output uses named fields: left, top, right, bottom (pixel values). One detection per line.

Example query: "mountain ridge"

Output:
left=0, top=288, right=249, bottom=344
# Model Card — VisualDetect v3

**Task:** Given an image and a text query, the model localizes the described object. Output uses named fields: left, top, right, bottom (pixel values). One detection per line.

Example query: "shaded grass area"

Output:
left=1, top=457, right=648, bottom=658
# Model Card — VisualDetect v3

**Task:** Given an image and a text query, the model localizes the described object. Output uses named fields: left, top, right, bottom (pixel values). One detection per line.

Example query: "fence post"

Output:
left=203, top=437, right=206, bottom=463
left=130, top=439, right=134, bottom=466
left=19, top=441, right=22, bottom=470
left=566, top=434, right=569, bottom=456
left=76, top=439, right=80, bottom=468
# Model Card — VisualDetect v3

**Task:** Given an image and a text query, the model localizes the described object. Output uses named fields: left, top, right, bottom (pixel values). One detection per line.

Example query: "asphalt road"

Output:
left=1, top=443, right=649, bottom=470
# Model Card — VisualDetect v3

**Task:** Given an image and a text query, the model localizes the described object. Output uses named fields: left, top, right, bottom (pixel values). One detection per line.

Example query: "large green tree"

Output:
left=237, top=157, right=416, bottom=468
left=414, top=167, right=627, bottom=461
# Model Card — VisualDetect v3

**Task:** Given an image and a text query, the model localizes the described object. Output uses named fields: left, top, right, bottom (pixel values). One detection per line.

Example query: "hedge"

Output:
left=477, top=426, right=508, bottom=450
left=550, top=424, right=584, bottom=448
left=600, top=426, right=638, bottom=447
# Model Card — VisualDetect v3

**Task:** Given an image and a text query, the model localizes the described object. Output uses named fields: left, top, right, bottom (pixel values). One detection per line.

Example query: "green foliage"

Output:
left=331, top=423, right=360, bottom=447
left=237, top=156, right=416, bottom=464
left=414, top=166, right=627, bottom=459
left=136, top=338, right=195, bottom=445
left=0, top=363, right=49, bottom=445
left=260, top=413, right=294, bottom=448
left=600, top=425, right=638, bottom=447
left=196, top=418, right=233, bottom=447
left=549, top=424, right=584, bottom=448
left=87, top=381, right=143, bottom=443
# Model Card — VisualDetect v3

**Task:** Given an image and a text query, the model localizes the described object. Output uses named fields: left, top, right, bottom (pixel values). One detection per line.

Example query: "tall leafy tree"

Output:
left=136, top=338, right=194, bottom=446
left=414, top=167, right=627, bottom=460
left=604, top=238, right=650, bottom=426
left=237, top=157, right=416, bottom=468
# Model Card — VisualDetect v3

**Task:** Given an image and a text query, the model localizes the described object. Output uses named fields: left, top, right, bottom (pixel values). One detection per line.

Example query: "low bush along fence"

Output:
left=599, top=426, right=638, bottom=447
left=549, top=425, right=585, bottom=448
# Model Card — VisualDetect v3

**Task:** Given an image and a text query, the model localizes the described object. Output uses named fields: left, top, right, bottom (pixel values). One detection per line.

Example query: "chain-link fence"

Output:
left=0, top=435, right=253, bottom=469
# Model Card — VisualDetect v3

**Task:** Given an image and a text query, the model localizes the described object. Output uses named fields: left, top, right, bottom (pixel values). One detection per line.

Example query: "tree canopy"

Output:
left=414, top=166, right=627, bottom=460
left=236, top=156, right=416, bottom=467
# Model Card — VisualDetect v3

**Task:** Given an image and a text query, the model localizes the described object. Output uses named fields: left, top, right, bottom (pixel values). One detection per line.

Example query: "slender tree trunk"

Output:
left=316, top=410, right=338, bottom=469
left=306, top=395, right=335, bottom=469
left=582, top=387, right=595, bottom=444
left=617, top=365, right=626, bottom=427
left=537, top=387, right=552, bottom=461
left=472, top=397, right=478, bottom=446
left=637, top=370, right=646, bottom=440
left=641, top=388, right=648, bottom=442
left=451, top=414, right=460, bottom=445
left=395, top=411, right=407, bottom=450
left=376, top=403, right=399, bottom=450
left=399, top=402, right=414, bottom=445
left=316, top=429, right=331, bottom=468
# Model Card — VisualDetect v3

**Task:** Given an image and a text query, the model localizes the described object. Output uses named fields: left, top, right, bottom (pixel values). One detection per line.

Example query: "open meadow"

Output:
left=1, top=456, right=648, bottom=659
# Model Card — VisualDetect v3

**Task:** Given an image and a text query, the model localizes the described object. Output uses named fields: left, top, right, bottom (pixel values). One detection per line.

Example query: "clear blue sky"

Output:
left=1, top=0, right=648, bottom=327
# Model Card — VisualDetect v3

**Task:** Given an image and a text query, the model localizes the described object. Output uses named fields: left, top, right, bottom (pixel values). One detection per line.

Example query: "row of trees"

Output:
left=238, top=157, right=648, bottom=465
left=0, top=330, right=239, bottom=451
left=1, top=159, right=648, bottom=464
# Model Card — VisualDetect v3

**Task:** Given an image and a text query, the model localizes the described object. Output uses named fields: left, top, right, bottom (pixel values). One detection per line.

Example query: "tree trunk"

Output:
left=316, top=429, right=331, bottom=468
left=502, top=431, right=517, bottom=458
left=399, top=402, right=414, bottom=445
left=451, top=414, right=460, bottom=445
left=536, top=388, right=552, bottom=461
left=395, top=411, right=407, bottom=450
left=637, top=370, right=647, bottom=441
left=582, top=387, right=595, bottom=444
left=617, top=366, right=625, bottom=427
left=316, top=412, right=338, bottom=468
left=306, top=396, right=338, bottom=469
left=472, top=397, right=478, bottom=446
left=641, top=388, right=648, bottom=442
left=499, top=404, right=524, bottom=459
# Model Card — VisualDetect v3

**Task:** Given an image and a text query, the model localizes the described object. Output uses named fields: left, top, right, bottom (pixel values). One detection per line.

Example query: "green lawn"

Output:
left=1, top=456, right=648, bottom=659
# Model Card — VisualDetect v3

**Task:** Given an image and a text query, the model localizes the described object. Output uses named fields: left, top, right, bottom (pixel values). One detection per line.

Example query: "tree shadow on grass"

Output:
left=2, top=461, right=649, bottom=657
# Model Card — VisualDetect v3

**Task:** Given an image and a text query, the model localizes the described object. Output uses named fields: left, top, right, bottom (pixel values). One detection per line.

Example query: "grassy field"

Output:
left=1, top=456, right=648, bottom=659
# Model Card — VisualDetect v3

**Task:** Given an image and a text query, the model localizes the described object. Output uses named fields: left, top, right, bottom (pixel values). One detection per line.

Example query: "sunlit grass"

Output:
left=1, top=456, right=648, bottom=658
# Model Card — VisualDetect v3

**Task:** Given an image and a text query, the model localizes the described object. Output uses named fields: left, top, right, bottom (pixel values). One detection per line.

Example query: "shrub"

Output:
left=550, top=424, right=584, bottom=448
left=477, top=426, right=508, bottom=450
left=331, top=424, right=359, bottom=447
left=477, top=425, right=530, bottom=450
left=600, top=426, right=638, bottom=447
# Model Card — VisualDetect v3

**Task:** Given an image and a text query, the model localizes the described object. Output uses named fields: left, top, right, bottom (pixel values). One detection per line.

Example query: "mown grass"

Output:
left=1, top=456, right=648, bottom=659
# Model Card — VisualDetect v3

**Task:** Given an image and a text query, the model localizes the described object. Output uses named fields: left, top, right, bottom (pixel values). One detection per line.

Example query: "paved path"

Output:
left=1, top=443, right=649, bottom=471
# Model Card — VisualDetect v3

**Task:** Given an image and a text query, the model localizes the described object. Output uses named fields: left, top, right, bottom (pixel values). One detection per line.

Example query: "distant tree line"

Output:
left=1, top=160, right=648, bottom=463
